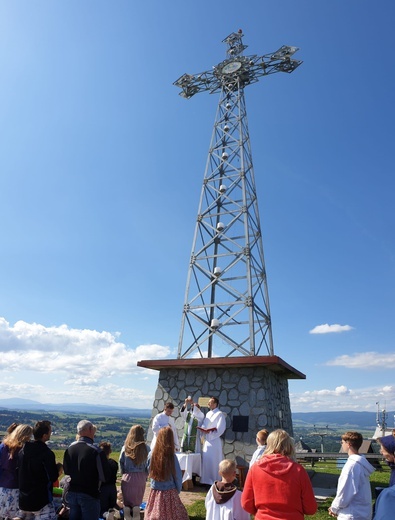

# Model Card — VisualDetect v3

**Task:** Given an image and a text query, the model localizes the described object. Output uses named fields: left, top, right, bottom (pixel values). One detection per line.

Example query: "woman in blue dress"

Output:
left=145, top=426, right=188, bottom=520
left=119, top=425, right=150, bottom=520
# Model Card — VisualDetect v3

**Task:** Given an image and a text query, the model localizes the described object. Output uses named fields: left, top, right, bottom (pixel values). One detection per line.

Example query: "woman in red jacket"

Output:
left=241, top=429, right=317, bottom=520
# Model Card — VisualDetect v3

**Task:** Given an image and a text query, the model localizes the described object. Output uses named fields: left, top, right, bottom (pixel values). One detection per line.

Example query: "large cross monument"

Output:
left=138, top=30, right=305, bottom=463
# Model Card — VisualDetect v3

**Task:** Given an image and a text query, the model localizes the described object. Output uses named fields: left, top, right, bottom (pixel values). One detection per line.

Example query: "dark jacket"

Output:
left=63, top=437, right=110, bottom=499
left=18, top=440, right=58, bottom=512
left=0, top=443, right=20, bottom=489
left=102, top=458, right=118, bottom=486
left=379, top=434, right=395, bottom=486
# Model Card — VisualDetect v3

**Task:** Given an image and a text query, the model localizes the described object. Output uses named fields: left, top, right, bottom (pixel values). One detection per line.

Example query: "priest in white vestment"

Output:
left=180, top=397, right=205, bottom=453
left=150, top=401, right=180, bottom=452
left=198, top=397, right=226, bottom=485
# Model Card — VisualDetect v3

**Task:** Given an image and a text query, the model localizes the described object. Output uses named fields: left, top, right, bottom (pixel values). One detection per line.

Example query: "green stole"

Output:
left=182, top=412, right=198, bottom=453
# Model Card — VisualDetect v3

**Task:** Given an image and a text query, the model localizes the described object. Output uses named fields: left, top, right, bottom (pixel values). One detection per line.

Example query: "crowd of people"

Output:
left=0, top=400, right=394, bottom=520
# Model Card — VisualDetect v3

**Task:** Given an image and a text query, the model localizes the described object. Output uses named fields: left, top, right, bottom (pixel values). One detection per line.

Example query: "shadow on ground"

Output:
left=307, top=470, right=338, bottom=502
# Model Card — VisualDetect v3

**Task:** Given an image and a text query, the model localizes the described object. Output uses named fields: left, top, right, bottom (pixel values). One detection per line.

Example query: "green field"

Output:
left=0, top=409, right=150, bottom=451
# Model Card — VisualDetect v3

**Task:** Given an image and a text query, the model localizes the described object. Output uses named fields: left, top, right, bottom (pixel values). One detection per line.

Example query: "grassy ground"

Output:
left=185, top=499, right=343, bottom=520
left=186, top=499, right=206, bottom=519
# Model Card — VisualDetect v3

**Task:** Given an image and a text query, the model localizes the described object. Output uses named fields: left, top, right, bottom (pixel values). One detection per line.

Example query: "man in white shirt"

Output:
left=150, top=402, right=180, bottom=452
left=198, top=397, right=226, bottom=485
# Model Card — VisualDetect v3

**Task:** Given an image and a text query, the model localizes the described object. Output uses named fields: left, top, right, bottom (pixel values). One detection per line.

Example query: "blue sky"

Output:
left=0, top=1, right=394, bottom=416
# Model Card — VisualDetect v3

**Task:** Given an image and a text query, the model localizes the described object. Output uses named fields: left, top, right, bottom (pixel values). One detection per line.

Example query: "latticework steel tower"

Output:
left=174, top=30, right=301, bottom=360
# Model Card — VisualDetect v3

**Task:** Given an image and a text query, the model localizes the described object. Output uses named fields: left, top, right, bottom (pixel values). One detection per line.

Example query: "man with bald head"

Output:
left=63, top=420, right=110, bottom=520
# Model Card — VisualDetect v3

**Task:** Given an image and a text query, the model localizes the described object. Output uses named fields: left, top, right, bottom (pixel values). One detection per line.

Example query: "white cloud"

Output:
left=192, top=350, right=221, bottom=358
left=0, top=381, right=155, bottom=409
left=0, top=382, right=47, bottom=395
left=309, top=323, right=354, bottom=334
left=315, top=385, right=350, bottom=396
left=290, top=384, right=395, bottom=412
left=326, top=351, right=395, bottom=369
left=0, top=317, right=171, bottom=406
left=3, top=316, right=393, bottom=413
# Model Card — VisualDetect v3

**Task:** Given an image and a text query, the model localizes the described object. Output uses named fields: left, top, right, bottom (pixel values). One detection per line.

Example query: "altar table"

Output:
left=176, top=452, right=202, bottom=483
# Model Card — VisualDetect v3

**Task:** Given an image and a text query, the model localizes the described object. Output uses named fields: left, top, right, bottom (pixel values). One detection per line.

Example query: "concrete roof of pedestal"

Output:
left=137, top=355, right=305, bottom=380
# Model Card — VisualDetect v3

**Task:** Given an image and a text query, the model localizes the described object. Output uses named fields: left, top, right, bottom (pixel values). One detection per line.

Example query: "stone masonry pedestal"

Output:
left=137, top=356, right=305, bottom=465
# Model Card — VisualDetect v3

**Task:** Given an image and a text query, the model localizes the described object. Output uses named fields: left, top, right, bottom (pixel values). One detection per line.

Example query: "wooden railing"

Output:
left=296, top=452, right=385, bottom=460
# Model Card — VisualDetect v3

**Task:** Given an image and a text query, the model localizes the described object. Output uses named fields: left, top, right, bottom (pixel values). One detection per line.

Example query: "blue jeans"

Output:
left=68, top=491, right=100, bottom=520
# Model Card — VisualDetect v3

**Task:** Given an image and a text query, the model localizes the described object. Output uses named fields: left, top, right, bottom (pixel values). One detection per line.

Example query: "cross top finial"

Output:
left=222, top=30, right=247, bottom=58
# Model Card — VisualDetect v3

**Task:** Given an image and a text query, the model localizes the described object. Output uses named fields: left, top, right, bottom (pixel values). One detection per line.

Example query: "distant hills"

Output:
left=0, top=398, right=151, bottom=417
left=293, top=410, right=394, bottom=429
left=1, top=398, right=393, bottom=430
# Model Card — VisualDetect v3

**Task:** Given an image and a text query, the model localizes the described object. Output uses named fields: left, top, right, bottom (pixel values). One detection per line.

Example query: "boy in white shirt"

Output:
left=205, top=459, right=249, bottom=520
left=249, top=429, right=269, bottom=468
left=329, top=431, right=374, bottom=519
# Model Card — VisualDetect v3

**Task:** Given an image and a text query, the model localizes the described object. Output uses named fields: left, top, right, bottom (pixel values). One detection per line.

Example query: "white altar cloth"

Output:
left=176, top=452, right=202, bottom=482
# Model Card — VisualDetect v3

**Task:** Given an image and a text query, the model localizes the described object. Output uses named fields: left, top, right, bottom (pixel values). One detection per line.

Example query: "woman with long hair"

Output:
left=119, top=425, right=150, bottom=520
left=241, top=429, right=317, bottom=519
left=145, top=426, right=188, bottom=520
left=0, top=424, right=33, bottom=519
